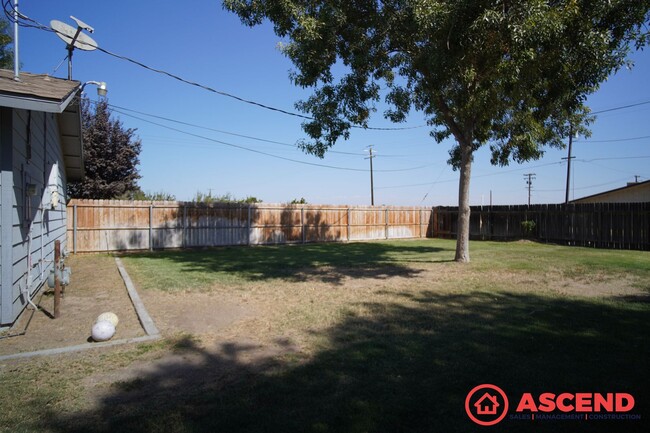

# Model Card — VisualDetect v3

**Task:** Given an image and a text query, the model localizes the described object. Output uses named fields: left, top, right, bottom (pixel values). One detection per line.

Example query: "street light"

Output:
left=82, top=80, right=107, bottom=97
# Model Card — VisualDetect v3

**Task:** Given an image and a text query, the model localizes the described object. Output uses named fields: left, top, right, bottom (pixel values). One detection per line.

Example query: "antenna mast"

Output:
left=13, top=0, right=19, bottom=81
left=50, top=16, right=98, bottom=80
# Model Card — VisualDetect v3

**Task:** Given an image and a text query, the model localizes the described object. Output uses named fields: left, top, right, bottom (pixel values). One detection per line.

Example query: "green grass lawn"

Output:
left=120, top=239, right=650, bottom=291
left=2, top=239, right=649, bottom=433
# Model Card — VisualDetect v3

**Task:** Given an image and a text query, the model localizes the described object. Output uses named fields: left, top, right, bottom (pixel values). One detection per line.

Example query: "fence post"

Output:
left=346, top=206, right=350, bottom=242
left=385, top=207, right=389, bottom=239
left=432, top=207, right=438, bottom=238
left=72, top=204, right=77, bottom=254
left=149, top=204, right=153, bottom=251
left=182, top=204, right=187, bottom=248
left=247, top=205, right=252, bottom=246
left=301, top=206, right=305, bottom=244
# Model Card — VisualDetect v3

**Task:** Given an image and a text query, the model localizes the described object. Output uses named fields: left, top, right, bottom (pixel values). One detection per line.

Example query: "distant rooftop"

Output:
left=571, top=179, right=650, bottom=204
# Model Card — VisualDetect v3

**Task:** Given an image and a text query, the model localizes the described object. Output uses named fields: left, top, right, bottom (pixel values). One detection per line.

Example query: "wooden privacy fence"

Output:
left=67, top=200, right=434, bottom=253
left=433, top=203, right=650, bottom=250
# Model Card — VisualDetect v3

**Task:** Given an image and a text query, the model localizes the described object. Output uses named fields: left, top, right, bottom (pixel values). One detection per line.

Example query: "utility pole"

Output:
left=524, top=173, right=536, bottom=206
left=563, top=124, right=575, bottom=204
left=365, top=146, right=375, bottom=206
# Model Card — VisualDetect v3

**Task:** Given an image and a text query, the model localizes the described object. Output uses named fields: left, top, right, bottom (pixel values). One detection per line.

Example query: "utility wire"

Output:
left=575, top=134, right=650, bottom=143
left=582, top=156, right=650, bottom=162
left=4, top=3, right=425, bottom=131
left=376, top=161, right=564, bottom=190
left=105, top=103, right=422, bottom=158
left=591, top=100, right=650, bottom=115
left=111, top=107, right=435, bottom=173
left=104, top=103, right=370, bottom=156
left=535, top=177, right=632, bottom=192
left=6, top=1, right=650, bottom=127
left=94, top=44, right=425, bottom=130
left=576, top=160, right=647, bottom=177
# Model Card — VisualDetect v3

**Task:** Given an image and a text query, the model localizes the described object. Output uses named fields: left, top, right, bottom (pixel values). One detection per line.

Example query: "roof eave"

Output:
left=59, top=92, right=85, bottom=181
left=0, top=87, right=79, bottom=113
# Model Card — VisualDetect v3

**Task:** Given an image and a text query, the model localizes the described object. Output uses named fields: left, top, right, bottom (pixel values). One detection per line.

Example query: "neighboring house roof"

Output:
left=570, top=180, right=650, bottom=204
left=0, top=70, right=84, bottom=181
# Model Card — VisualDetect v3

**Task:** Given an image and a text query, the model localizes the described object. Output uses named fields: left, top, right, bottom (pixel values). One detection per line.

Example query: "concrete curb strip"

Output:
left=114, top=257, right=160, bottom=336
left=0, top=334, right=161, bottom=361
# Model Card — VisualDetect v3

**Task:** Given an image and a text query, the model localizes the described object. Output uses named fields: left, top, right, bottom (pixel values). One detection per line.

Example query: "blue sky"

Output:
left=12, top=1, right=650, bottom=206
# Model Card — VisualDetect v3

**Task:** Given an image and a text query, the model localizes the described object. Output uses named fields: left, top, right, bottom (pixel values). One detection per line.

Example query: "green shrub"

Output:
left=521, top=220, right=536, bottom=237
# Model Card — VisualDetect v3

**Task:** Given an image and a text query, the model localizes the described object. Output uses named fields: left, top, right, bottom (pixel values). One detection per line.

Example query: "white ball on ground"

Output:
left=96, top=312, right=119, bottom=327
left=92, top=320, right=116, bottom=342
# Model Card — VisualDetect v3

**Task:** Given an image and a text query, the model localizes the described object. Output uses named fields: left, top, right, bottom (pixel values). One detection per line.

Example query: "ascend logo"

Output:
left=465, top=384, right=639, bottom=426
left=465, top=384, right=509, bottom=426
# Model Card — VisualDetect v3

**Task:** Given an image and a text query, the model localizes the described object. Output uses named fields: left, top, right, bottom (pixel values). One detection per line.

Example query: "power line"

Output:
left=576, top=160, right=646, bottom=178
left=111, top=102, right=650, bottom=158
left=94, top=44, right=425, bottom=131
left=104, top=103, right=367, bottom=156
left=5, top=4, right=425, bottom=132
left=591, top=100, right=650, bottom=115
left=376, top=161, right=563, bottom=190
left=581, top=156, right=650, bottom=162
left=100, top=100, right=430, bottom=158
left=113, top=98, right=645, bottom=188
left=103, top=102, right=423, bottom=158
left=575, top=134, right=650, bottom=143
left=111, top=107, right=435, bottom=173
left=6, top=1, right=650, bottom=128
left=535, top=177, right=632, bottom=193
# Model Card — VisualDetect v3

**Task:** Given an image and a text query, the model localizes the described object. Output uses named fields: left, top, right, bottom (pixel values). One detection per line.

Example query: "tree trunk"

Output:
left=455, top=140, right=473, bottom=262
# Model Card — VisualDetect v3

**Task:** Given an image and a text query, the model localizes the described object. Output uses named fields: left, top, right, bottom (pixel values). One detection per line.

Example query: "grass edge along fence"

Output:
left=67, top=200, right=434, bottom=253
left=433, top=203, right=650, bottom=251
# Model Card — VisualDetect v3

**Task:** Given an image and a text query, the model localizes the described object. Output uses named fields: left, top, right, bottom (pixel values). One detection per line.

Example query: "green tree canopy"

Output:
left=225, top=0, right=649, bottom=262
left=0, top=19, right=15, bottom=69
left=119, top=189, right=176, bottom=201
left=192, top=191, right=262, bottom=204
left=68, top=98, right=142, bottom=199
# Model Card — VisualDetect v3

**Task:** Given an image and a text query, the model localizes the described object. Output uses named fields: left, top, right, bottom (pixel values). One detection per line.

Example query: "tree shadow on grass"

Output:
left=41, top=291, right=649, bottom=433
left=122, top=241, right=450, bottom=285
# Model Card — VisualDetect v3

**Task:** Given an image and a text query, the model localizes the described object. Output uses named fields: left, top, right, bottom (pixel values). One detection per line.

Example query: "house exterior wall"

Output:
left=0, top=107, right=8, bottom=323
left=573, top=183, right=650, bottom=204
left=0, top=107, right=68, bottom=326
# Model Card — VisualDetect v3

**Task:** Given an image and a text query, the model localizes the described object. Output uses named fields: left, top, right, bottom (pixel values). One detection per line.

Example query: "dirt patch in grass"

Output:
left=554, top=274, right=648, bottom=298
left=139, top=289, right=253, bottom=336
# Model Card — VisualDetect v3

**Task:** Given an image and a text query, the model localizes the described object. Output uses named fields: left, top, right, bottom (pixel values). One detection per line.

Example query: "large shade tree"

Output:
left=68, top=98, right=142, bottom=199
left=224, top=0, right=649, bottom=262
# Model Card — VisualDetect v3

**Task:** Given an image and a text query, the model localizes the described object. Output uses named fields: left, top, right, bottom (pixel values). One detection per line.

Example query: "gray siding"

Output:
left=1, top=107, right=12, bottom=323
left=0, top=108, right=68, bottom=325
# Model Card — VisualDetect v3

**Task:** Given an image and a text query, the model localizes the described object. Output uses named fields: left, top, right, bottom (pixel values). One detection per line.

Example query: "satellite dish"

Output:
left=50, top=19, right=98, bottom=51
left=50, top=16, right=98, bottom=80
left=70, top=16, right=94, bottom=34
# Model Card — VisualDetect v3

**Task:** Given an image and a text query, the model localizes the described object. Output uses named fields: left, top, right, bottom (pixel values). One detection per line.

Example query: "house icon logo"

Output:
left=465, top=384, right=509, bottom=426
left=475, top=392, right=500, bottom=415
